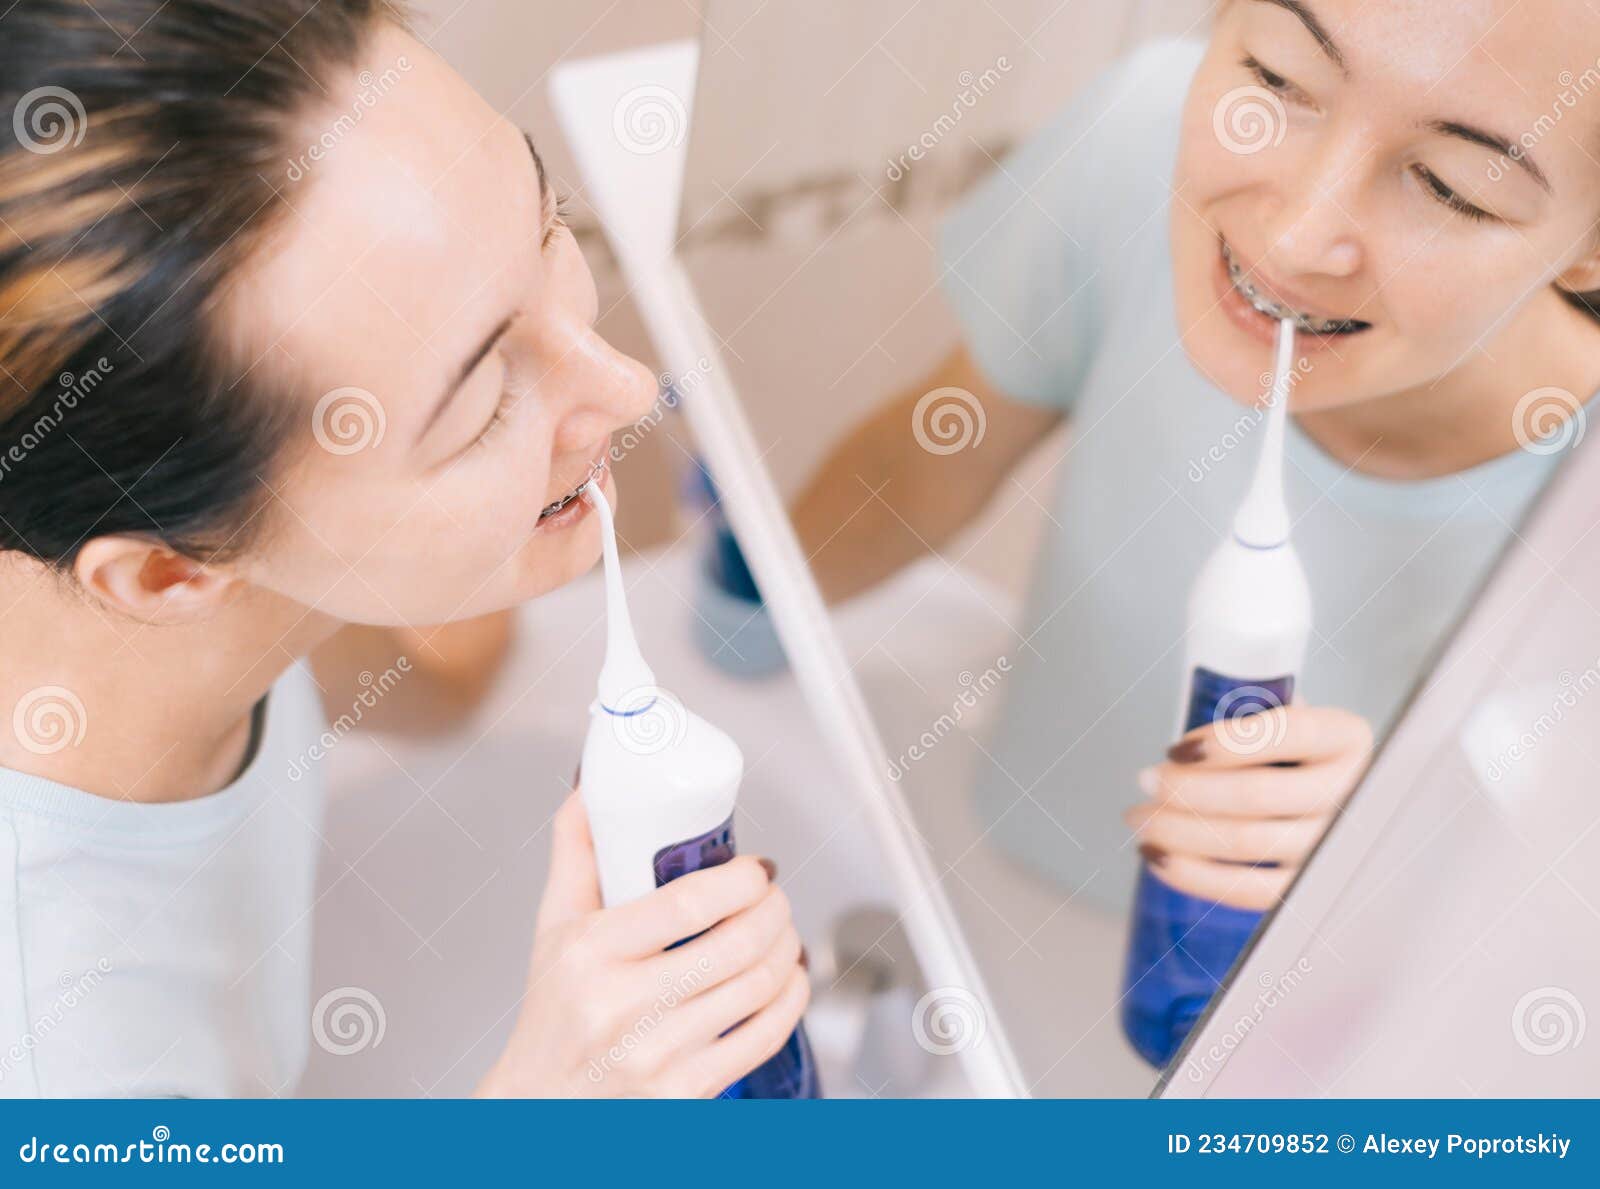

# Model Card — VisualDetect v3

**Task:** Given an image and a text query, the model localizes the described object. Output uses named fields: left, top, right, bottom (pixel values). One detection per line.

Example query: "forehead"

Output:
left=1275, top=0, right=1600, bottom=94
left=222, top=26, right=538, bottom=403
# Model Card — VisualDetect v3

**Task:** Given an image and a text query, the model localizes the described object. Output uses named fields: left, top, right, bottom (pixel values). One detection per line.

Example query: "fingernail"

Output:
left=1167, top=737, right=1206, bottom=764
left=758, top=857, right=778, bottom=882
left=1137, top=766, right=1159, bottom=796
left=799, top=946, right=810, bottom=971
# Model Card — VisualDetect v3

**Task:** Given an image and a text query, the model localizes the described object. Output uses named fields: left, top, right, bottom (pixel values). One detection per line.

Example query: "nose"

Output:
left=1256, top=136, right=1365, bottom=282
left=534, top=306, right=660, bottom=455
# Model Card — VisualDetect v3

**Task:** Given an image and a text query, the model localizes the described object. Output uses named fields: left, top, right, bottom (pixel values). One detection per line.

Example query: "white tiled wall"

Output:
left=411, top=0, right=1215, bottom=558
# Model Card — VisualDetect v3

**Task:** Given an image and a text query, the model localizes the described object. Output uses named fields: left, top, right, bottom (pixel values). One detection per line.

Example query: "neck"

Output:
left=1296, top=289, right=1600, bottom=479
left=0, top=557, right=339, bottom=803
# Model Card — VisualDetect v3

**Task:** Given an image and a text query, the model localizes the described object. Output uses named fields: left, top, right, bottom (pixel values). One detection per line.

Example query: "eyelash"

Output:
left=1411, top=164, right=1495, bottom=223
left=470, top=389, right=515, bottom=452
left=1238, top=55, right=1498, bottom=226
left=543, top=193, right=571, bottom=249
left=1241, top=55, right=1306, bottom=105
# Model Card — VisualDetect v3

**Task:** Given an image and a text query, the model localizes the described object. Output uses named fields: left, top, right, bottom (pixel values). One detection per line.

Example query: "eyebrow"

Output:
left=414, top=131, right=552, bottom=446
left=1430, top=120, right=1551, bottom=192
left=1254, top=0, right=1345, bottom=72
left=1252, top=1, right=1552, bottom=195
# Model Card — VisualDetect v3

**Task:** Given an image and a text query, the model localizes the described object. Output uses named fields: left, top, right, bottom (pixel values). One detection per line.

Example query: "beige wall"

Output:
left=410, top=1, right=1215, bottom=559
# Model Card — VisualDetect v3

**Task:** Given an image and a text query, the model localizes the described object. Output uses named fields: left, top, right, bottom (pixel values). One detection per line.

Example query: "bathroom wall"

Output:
left=408, top=0, right=1214, bottom=564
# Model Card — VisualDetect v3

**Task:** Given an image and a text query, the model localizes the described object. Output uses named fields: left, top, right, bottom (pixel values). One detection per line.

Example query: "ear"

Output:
left=72, top=537, right=242, bottom=622
left=1556, top=244, right=1600, bottom=297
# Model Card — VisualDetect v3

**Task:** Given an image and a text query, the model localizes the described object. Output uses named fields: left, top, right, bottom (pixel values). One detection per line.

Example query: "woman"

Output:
left=0, top=0, right=806, bottom=1097
left=796, top=0, right=1600, bottom=994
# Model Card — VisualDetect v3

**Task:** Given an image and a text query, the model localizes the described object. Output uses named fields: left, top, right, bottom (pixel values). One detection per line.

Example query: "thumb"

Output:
left=535, top=792, right=603, bottom=932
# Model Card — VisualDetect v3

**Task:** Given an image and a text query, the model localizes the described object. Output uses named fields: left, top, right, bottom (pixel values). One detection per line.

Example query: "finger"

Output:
left=673, top=966, right=811, bottom=1098
left=670, top=923, right=802, bottom=1046
left=646, top=884, right=793, bottom=997
left=1169, top=704, right=1373, bottom=770
left=1126, top=803, right=1331, bottom=864
left=1139, top=761, right=1350, bottom=817
left=1150, top=852, right=1295, bottom=912
left=535, top=794, right=603, bottom=932
left=603, top=855, right=772, bottom=957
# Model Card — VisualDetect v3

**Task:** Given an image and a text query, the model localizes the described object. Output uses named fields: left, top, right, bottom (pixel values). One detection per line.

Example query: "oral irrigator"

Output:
left=1120, top=317, right=1312, bottom=1068
left=578, top=482, right=820, bottom=1098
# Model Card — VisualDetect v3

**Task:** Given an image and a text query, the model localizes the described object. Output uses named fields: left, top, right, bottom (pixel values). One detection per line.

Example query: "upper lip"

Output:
left=1221, top=239, right=1367, bottom=328
left=540, top=444, right=610, bottom=514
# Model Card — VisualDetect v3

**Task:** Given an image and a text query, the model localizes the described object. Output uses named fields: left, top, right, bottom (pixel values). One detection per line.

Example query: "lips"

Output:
left=1221, top=239, right=1371, bottom=336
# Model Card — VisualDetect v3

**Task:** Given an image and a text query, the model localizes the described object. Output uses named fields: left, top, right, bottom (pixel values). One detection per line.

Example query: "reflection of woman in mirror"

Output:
left=0, top=1, right=806, bottom=1097
left=795, top=0, right=1600, bottom=994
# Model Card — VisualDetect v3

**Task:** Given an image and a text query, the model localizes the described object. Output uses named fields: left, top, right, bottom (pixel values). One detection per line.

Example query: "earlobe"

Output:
left=1556, top=249, right=1600, bottom=299
left=72, top=537, right=239, bottom=622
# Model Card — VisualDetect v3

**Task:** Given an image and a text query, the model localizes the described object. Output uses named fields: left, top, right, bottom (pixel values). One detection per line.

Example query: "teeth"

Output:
left=539, top=461, right=605, bottom=520
left=1222, top=242, right=1367, bottom=335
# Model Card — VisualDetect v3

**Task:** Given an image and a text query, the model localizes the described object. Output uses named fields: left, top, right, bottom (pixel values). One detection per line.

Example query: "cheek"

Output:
left=1378, top=223, right=1532, bottom=347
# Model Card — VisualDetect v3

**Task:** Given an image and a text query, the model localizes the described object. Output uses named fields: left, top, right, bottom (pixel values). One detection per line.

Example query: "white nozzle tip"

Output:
left=1232, top=318, right=1296, bottom=548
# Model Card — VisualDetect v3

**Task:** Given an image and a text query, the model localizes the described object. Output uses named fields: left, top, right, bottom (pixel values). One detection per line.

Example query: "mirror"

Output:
left=1166, top=433, right=1600, bottom=1095
left=672, top=0, right=1598, bottom=1095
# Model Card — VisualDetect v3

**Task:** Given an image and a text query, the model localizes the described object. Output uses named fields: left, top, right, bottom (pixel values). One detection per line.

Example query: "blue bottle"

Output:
left=653, top=816, right=820, bottom=1098
left=1121, top=317, right=1311, bottom=1068
left=684, top=460, right=787, bottom=678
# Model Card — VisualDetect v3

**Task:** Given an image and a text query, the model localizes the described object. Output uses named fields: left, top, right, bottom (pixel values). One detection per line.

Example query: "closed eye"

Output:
left=1241, top=54, right=1312, bottom=107
left=1412, top=164, right=1496, bottom=223
left=468, top=388, right=514, bottom=452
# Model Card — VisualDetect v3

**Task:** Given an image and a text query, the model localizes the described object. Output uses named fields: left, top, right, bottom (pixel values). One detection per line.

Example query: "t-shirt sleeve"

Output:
left=937, top=38, right=1201, bottom=411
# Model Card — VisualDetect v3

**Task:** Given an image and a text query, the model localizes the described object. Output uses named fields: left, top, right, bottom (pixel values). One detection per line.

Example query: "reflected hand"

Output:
left=479, top=794, right=809, bottom=1098
left=1125, top=704, right=1373, bottom=911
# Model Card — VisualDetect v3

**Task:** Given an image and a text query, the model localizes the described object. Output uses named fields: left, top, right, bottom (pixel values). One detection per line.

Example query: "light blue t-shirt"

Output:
left=0, top=668, right=327, bottom=1096
left=939, top=38, right=1577, bottom=908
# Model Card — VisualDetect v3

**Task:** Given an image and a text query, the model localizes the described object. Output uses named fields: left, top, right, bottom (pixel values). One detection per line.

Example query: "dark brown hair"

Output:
left=0, top=0, right=405, bottom=566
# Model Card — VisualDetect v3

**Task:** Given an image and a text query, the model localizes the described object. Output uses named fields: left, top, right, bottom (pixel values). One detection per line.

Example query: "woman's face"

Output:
left=220, top=25, right=657, bottom=626
left=1173, top=0, right=1600, bottom=409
